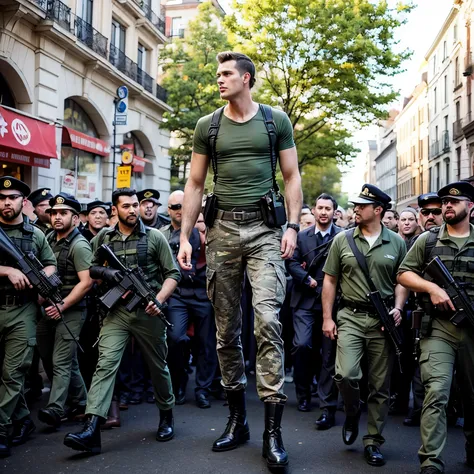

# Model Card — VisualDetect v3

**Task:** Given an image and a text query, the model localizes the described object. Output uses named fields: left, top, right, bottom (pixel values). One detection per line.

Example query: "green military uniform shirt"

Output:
left=91, top=220, right=181, bottom=290
left=193, top=106, right=295, bottom=210
left=398, top=223, right=474, bottom=277
left=323, top=225, right=407, bottom=302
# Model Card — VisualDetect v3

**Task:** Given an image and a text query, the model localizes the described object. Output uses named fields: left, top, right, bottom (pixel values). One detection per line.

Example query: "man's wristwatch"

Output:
left=287, top=223, right=300, bottom=232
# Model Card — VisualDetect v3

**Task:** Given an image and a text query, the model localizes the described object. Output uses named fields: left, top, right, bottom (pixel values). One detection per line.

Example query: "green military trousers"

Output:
left=36, top=308, right=87, bottom=417
left=334, top=307, right=394, bottom=447
left=418, top=317, right=474, bottom=471
left=86, top=307, right=174, bottom=419
left=0, top=302, right=37, bottom=437
left=206, top=218, right=287, bottom=402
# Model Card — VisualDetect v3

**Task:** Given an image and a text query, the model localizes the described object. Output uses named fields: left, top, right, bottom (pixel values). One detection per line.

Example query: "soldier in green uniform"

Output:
left=322, top=184, right=408, bottom=467
left=36, top=193, right=93, bottom=428
left=64, top=188, right=180, bottom=454
left=397, top=181, right=474, bottom=474
left=0, top=177, right=57, bottom=458
left=28, top=187, right=53, bottom=234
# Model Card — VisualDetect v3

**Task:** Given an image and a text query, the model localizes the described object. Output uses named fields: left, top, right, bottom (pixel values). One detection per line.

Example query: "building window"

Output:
left=443, top=40, right=447, bottom=60
left=434, top=87, right=437, bottom=114
left=78, top=0, right=93, bottom=24
left=455, top=56, right=460, bottom=87
left=111, top=19, right=126, bottom=52
left=435, top=162, right=440, bottom=190
left=138, top=43, right=147, bottom=71
left=433, top=54, right=437, bottom=74
left=411, top=145, right=416, bottom=163
left=444, top=75, right=448, bottom=103
left=445, top=159, right=450, bottom=184
left=456, top=147, right=461, bottom=180
left=429, top=166, right=432, bottom=192
left=171, top=17, right=184, bottom=38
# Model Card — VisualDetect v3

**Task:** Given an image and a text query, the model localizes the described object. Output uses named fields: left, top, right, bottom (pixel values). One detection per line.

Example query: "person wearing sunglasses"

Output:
left=398, top=181, right=474, bottom=474
left=159, top=191, right=217, bottom=410
left=417, top=193, right=443, bottom=232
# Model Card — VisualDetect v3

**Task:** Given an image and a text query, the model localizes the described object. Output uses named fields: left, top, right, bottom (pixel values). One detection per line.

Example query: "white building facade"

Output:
left=0, top=0, right=172, bottom=204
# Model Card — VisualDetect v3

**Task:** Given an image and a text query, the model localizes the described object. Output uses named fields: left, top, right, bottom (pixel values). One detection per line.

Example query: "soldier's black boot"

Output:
left=212, top=389, right=250, bottom=452
left=342, top=410, right=361, bottom=445
left=63, top=415, right=103, bottom=454
left=0, top=435, right=10, bottom=458
left=11, top=416, right=36, bottom=446
left=156, top=409, right=174, bottom=441
left=262, top=401, right=289, bottom=469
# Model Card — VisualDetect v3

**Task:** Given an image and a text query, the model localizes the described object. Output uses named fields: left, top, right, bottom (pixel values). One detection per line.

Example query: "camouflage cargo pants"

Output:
left=206, top=218, right=287, bottom=401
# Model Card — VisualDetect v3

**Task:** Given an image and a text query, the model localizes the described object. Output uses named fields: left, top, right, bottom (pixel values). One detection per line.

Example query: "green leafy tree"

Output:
left=160, top=1, right=232, bottom=189
left=226, top=0, right=412, bottom=169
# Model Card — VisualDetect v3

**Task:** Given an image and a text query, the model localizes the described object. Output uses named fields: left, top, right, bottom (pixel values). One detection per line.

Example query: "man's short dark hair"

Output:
left=315, top=193, right=338, bottom=211
left=216, top=51, right=256, bottom=88
left=112, top=188, right=137, bottom=207
left=385, top=209, right=399, bottom=220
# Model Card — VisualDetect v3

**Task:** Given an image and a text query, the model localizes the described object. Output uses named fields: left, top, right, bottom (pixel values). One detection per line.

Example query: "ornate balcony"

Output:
left=109, top=44, right=138, bottom=82
left=74, top=16, right=108, bottom=59
left=156, top=84, right=168, bottom=103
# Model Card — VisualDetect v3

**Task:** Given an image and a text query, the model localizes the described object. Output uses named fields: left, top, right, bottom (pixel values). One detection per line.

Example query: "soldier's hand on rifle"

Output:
left=44, top=302, right=64, bottom=320
left=178, top=240, right=193, bottom=271
left=388, top=307, right=402, bottom=327
left=145, top=300, right=162, bottom=317
left=307, top=277, right=318, bottom=289
left=429, top=284, right=455, bottom=312
left=322, top=319, right=337, bottom=340
left=8, top=268, right=32, bottom=291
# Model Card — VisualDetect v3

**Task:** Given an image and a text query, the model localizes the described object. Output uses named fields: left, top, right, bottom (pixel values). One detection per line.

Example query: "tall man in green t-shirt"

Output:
left=322, top=184, right=408, bottom=467
left=177, top=51, right=302, bottom=470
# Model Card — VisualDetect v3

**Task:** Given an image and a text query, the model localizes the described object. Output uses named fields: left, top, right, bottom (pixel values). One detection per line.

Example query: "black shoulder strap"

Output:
left=345, top=228, right=379, bottom=293
left=259, top=104, right=280, bottom=192
left=424, top=227, right=440, bottom=263
left=208, top=106, right=225, bottom=185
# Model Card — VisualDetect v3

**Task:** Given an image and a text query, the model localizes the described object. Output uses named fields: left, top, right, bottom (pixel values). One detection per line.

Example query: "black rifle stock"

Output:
left=425, top=256, right=474, bottom=328
left=98, top=244, right=172, bottom=328
left=367, top=290, right=404, bottom=373
left=0, top=226, right=83, bottom=352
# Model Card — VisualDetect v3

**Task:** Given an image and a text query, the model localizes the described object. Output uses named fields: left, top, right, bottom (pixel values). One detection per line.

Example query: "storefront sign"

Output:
left=116, top=165, right=132, bottom=188
left=62, top=127, right=110, bottom=157
left=132, top=156, right=151, bottom=173
left=0, top=105, right=57, bottom=168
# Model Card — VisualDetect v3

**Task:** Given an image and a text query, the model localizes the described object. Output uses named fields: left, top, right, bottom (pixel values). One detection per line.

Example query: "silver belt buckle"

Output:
left=5, top=295, right=16, bottom=307
left=233, top=211, right=245, bottom=221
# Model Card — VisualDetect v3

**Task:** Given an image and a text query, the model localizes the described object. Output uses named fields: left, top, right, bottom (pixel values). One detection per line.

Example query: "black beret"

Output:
left=0, top=176, right=30, bottom=196
left=46, top=193, right=81, bottom=215
left=29, top=187, right=53, bottom=207
left=418, top=193, right=442, bottom=207
left=87, top=200, right=110, bottom=214
left=137, top=189, right=161, bottom=205
left=350, top=184, right=391, bottom=208
left=438, top=181, right=474, bottom=201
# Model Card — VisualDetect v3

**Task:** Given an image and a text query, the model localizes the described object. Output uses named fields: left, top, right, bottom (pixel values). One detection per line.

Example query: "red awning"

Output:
left=0, top=105, right=57, bottom=169
left=132, top=156, right=152, bottom=173
left=62, top=126, right=110, bottom=157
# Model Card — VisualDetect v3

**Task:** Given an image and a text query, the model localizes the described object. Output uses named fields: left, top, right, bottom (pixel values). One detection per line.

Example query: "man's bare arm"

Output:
left=321, top=273, right=339, bottom=339
left=181, top=151, right=209, bottom=241
left=279, top=147, right=302, bottom=224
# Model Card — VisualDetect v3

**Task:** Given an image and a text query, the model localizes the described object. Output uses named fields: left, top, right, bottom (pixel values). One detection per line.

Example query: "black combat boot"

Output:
left=11, top=416, right=36, bottom=446
left=212, top=389, right=250, bottom=452
left=63, top=415, right=103, bottom=454
left=156, top=409, right=174, bottom=442
left=342, top=410, right=361, bottom=445
left=262, top=401, right=289, bottom=469
left=0, top=435, right=10, bottom=458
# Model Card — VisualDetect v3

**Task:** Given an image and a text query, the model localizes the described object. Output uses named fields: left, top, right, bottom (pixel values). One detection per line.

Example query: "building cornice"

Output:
left=425, top=8, right=459, bottom=59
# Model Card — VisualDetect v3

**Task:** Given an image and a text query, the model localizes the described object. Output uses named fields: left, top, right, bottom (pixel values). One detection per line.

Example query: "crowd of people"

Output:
left=1, top=50, right=473, bottom=474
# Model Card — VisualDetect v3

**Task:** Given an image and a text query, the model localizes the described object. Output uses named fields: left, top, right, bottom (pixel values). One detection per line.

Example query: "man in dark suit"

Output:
left=286, top=193, right=341, bottom=429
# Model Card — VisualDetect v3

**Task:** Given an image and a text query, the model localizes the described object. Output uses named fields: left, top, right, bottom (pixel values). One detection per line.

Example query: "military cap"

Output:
left=438, top=181, right=474, bottom=201
left=0, top=176, right=30, bottom=197
left=46, top=193, right=81, bottom=215
left=137, top=189, right=161, bottom=205
left=350, top=184, right=391, bottom=208
left=29, top=187, right=53, bottom=207
left=87, top=200, right=111, bottom=215
left=418, top=192, right=442, bottom=207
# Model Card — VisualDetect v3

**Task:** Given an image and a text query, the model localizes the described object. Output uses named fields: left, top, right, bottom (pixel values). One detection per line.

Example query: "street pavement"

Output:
left=3, top=375, right=470, bottom=474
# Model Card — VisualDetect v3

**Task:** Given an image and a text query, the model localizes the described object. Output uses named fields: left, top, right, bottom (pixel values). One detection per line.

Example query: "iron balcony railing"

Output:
left=110, top=44, right=139, bottom=83
left=453, top=119, right=463, bottom=140
left=156, top=84, right=168, bottom=103
left=133, top=0, right=166, bottom=35
left=430, top=141, right=439, bottom=159
left=45, top=0, right=108, bottom=59
left=74, top=16, right=108, bottom=59
left=34, top=0, right=47, bottom=9
left=137, top=67, right=153, bottom=93
left=441, top=130, right=450, bottom=152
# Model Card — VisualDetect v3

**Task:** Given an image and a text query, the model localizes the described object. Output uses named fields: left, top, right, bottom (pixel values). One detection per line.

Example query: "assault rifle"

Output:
left=0, top=225, right=83, bottom=351
left=425, top=256, right=474, bottom=328
left=97, top=244, right=172, bottom=328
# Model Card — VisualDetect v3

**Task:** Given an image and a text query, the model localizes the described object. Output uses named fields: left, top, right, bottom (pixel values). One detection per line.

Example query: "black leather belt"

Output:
left=341, top=299, right=375, bottom=314
left=215, top=209, right=261, bottom=221
left=0, top=294, right=30, bottom=308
